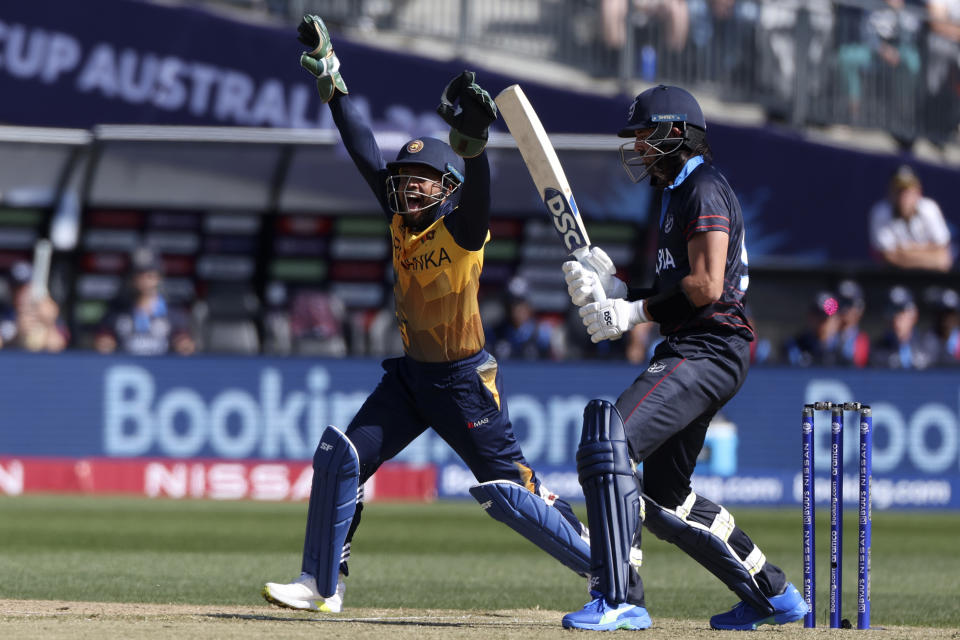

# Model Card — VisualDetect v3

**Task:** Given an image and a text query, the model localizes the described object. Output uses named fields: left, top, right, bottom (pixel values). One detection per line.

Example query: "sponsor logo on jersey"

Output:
left=414, top=229, right=437, bottom=250
left=663, top=212, right=674, bottom=233
left=647, top=362, right=667, bottom=373
left=467, top=417, right=489, bottom=429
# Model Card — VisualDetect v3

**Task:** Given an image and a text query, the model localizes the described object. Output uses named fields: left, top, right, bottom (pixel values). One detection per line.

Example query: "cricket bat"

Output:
left=495, top=84, right=604, bottom=300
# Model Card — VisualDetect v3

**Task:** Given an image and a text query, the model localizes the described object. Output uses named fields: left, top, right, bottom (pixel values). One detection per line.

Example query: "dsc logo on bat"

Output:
left=544, top=187, right=587, bottom=252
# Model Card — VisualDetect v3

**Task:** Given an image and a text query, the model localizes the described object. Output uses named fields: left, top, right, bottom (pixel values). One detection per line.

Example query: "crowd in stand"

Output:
left=2, top=263, right=958, bottom=367
left=481, top=275, right=960, bottom=369
left=4, top=260, right=957, bottom=368
left=205, top=0, right=960, bottom=145
left=603, top=0, right=960, bottom=143
left=781, top=281, right=960, bottom=368
left=0, top=161, right=955, bottom=367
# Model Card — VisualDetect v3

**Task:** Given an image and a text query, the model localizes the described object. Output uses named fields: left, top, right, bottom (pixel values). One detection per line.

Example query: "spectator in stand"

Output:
left=0, top=261, right=68, bottom=353
left=920, top=285, right=960, bottom=365
left=782, top=290, right=841, bottom=367
left=94, top=248, right=195, bottom=356
left=288, top=288, right=349, bottom=357
left=837, top=0, right=922, bottom=130
left=869, top=165, right=953, bottom=272
left=686, top=0, right=760, bottom=87
left=871, top=285, right=933, bottom=369
left=602, top=0, right=689, bottom=53
left=486, top=276, right=561, bottom=361
left=925, top=0, right=960, bottom=143
left=758, top=0, right=834, bottom=121
left=365, top=307, right=407, bottom=357
left=835, top=279, right=871, bottom=367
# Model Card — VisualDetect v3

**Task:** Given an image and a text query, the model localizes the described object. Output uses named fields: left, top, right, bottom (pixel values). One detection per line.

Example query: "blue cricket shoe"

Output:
left=562, top=591, right=652, bottom=631
left=709, top=582, right=808, bottom=630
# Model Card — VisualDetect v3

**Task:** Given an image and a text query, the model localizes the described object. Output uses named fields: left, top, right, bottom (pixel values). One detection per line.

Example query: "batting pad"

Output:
left=643, top=491, right=774, bottom=616
left=302, top=426, right=360, bottom=598
left=470, top=480, right=590, bottom=576
left=576, top=399, right=640, bottom=604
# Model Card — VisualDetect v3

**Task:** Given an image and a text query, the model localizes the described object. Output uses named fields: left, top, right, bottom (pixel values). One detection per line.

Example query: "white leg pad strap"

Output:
left=644, top=491, right=774, bottom=616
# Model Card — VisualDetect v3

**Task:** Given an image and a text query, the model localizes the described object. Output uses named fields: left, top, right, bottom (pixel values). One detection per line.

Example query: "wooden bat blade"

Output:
left=495, top=84, right=591, bottom=257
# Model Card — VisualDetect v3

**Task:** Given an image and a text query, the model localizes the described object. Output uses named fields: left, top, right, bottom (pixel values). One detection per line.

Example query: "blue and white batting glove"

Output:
left=580, top=298, right=648, bottom=343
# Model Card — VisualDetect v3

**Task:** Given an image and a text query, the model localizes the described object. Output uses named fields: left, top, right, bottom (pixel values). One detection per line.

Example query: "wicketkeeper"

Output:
left=261, top=15, right=646, bottom=613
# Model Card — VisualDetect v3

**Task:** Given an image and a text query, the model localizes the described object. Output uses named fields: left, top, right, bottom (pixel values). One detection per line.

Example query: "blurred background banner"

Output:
left=0, top=0, right=623, bottom=130
left=0, top=354, right=956, bottom=507
left=0, top=0, right=323, bottom=128
left=1, top=0, right=955, bottom=262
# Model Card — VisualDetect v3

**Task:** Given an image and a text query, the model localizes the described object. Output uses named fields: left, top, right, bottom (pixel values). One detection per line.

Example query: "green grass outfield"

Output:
left=0, top=495, right=958, bottom=628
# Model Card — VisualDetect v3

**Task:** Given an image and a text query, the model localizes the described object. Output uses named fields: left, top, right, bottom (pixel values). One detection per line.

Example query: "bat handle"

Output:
left=570, top=245, right=606, bottom=303
left=571, top=246, right=590, bottom=261
left=590, top=283, right=607, bottom=303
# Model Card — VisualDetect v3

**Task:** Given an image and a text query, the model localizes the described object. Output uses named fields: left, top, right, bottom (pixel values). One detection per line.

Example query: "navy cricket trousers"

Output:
left=615, top=331, right=751, bottom=508
left=614, top=330, right=786, bottom=599
left=347, top=349, right=539, bottom=487
left=323, top=349, right=582, bottom=576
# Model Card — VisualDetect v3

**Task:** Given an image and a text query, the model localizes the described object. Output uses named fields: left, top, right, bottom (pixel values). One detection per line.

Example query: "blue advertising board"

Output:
left=0, top=352, right=957, bottom=508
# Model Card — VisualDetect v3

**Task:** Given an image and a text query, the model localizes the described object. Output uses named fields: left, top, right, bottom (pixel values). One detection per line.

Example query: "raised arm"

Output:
left=298, top=15, right=389, bottom=209
left=436, top=71, right=498, bottom=250
left=329, top=95, right=389, bottom=203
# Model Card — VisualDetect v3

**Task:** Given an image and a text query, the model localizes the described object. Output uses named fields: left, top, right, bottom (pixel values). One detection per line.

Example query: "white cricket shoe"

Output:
left=262, top=572, right=345, bottom=613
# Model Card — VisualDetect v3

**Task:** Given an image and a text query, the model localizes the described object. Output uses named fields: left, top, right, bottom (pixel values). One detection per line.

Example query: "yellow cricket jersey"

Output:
left=390, top=213, right=490, bottom=363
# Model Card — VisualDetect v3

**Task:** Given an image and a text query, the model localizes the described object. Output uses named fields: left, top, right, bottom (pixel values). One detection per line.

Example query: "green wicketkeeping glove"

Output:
left=437, top=70, right=498, bottom=158
left=297, top=14, right=348, bottom=103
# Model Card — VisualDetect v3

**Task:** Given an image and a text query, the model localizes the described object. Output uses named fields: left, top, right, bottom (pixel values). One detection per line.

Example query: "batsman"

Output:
left=560, top=86, right=809, bottom=631
left=262, top=15, right=646, bottom=613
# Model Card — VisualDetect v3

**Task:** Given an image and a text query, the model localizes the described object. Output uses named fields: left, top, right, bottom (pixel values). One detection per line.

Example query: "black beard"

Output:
left=649, top=172, right=669, bottom=189
left=650, top=153, right=688, bottom=187
left=402, top=206, right=438, bottom=233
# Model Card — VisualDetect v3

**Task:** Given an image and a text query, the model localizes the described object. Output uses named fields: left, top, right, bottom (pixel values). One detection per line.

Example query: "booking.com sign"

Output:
left=802, top=379, right=960, bottom=474
left=103, top=365, right=365, bottom=459
left=101, top=364, right=601, bottom=464
left=96, top=363, right=960, bottom=478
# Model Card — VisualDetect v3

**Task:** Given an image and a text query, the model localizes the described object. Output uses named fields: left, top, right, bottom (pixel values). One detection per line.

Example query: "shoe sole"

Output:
left=261, top=585, right=321, bottom=612
left=562, top=614, right=652, bottom=631
left=561, top=621, right=651, bottom=631
left=710, top=601, right=809, bottom=630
